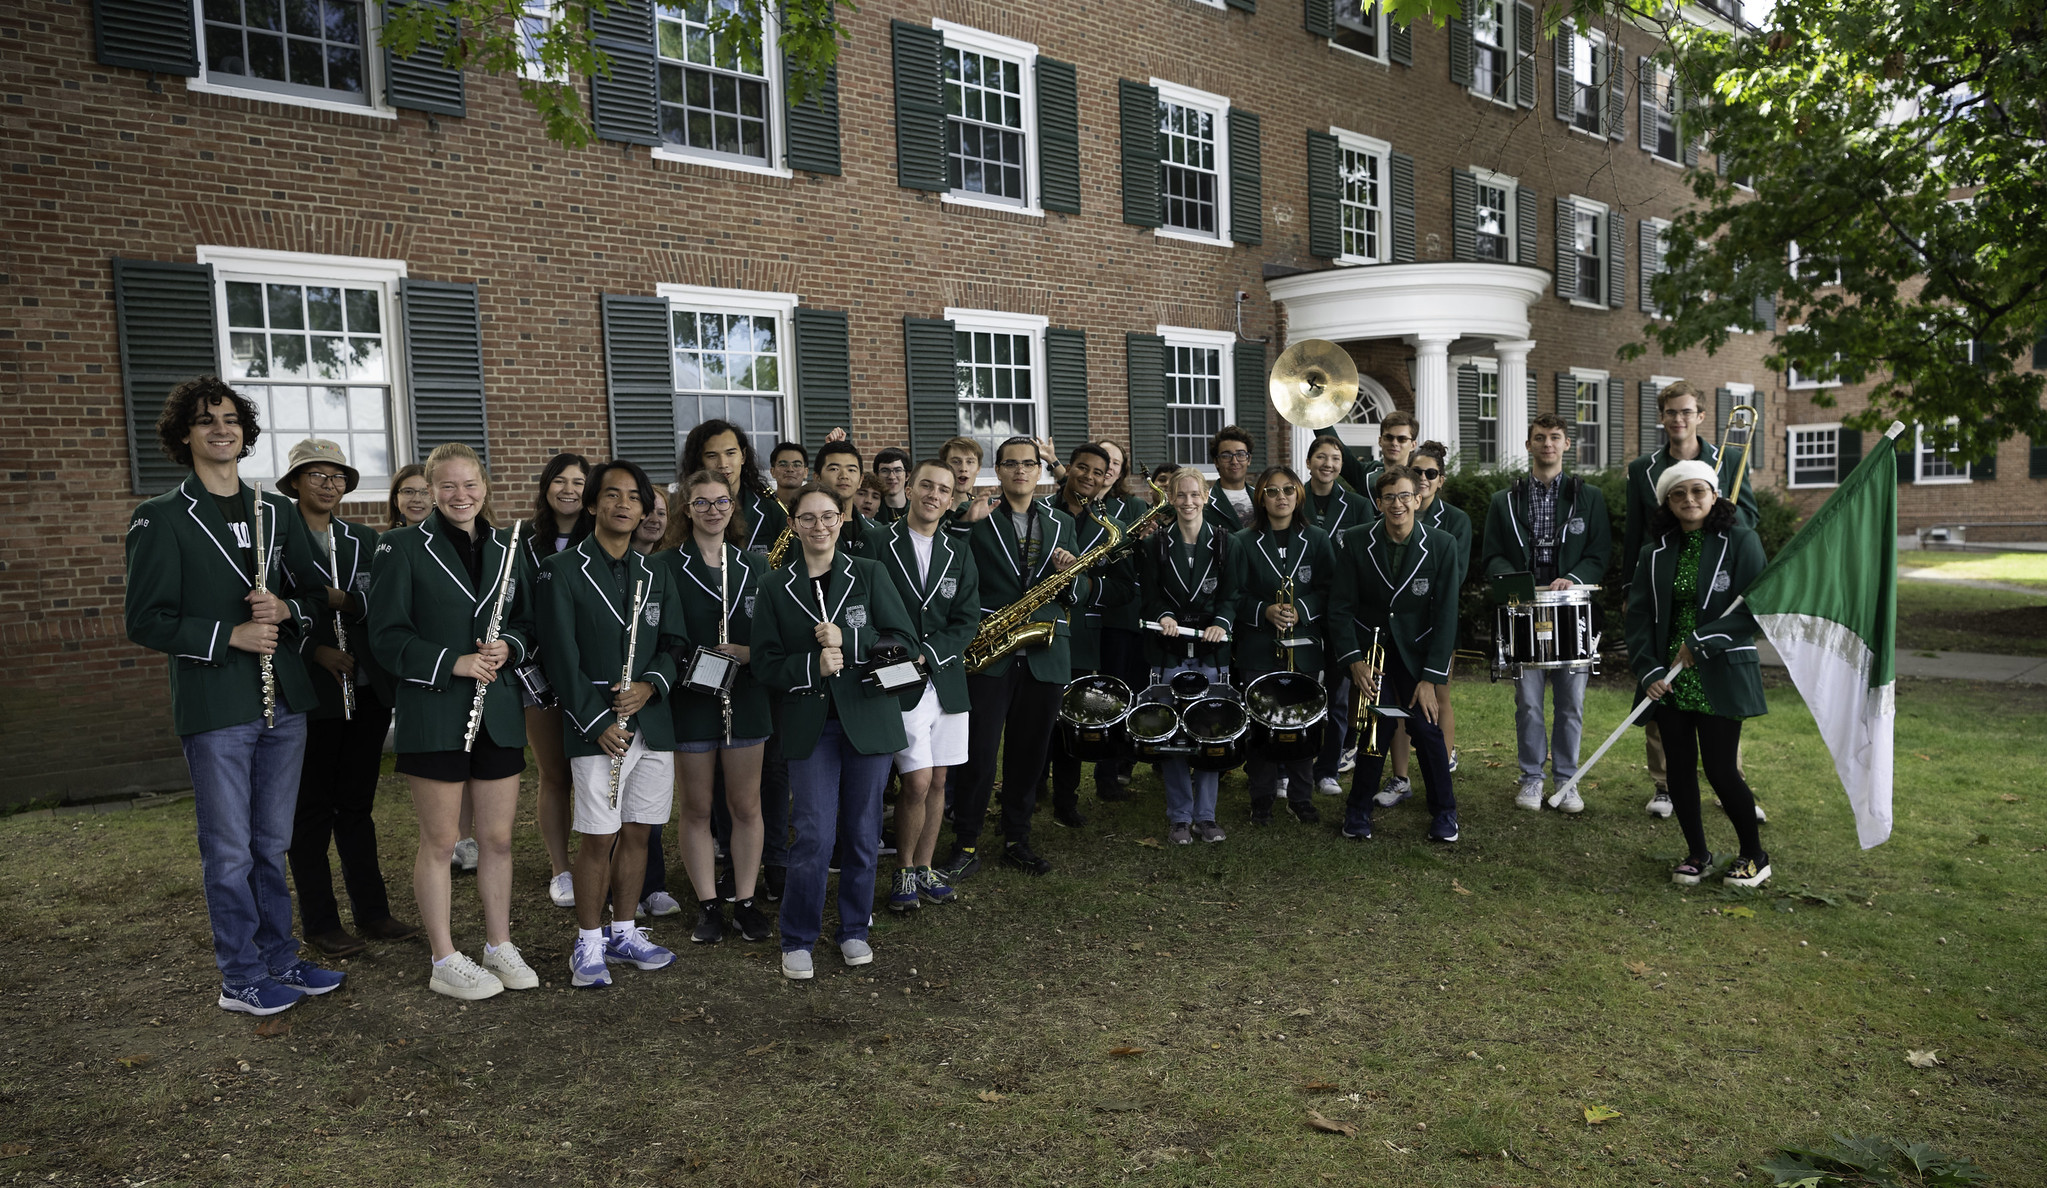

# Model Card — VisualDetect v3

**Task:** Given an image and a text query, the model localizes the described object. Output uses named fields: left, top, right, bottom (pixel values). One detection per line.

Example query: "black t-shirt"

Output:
left=213, top=491, right=257, bottom=582
left=808, top=569, right=837, bottom=719
left=446, top=522, right=487, bottom=591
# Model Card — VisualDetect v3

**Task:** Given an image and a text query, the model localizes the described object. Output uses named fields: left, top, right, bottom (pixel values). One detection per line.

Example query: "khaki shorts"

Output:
left=894, top=683, right=969, bottom=773
left=570, top=735, right=674, bottom=835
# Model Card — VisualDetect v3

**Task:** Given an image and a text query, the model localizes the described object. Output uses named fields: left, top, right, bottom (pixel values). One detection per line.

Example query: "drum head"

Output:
left=1059, top=675, right=1132, bottom=728
left=1127, top=702, right=1180, bottom=745
left=1182, top=696, right=1248, bottom=743
left=1169, top=669, right=1211, bottom=703
left=1245, top=671, right=1328, bottom=730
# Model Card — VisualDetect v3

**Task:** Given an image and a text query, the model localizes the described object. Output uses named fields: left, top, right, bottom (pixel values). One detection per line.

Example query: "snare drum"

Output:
left=1058, top=675, right=1133, bottom=761
left=1493, top=585, right=1600, bottom=677
left=1244, top=670, right=1328, bottom=761
left=1182, top=694, right=1249, bottom=773
left=683, top=645, right=740, bottom=697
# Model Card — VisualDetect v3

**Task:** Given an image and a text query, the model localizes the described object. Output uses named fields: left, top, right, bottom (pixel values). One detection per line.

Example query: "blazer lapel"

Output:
left=1701, top=532, right=1732, bottom=612
left=181, top=475, right=257, bottom=588
left=418, top=514, right=479, bottom=605
left=782, top=564, right=821, bottom=626
left=576, top=536, right=628, bottom=628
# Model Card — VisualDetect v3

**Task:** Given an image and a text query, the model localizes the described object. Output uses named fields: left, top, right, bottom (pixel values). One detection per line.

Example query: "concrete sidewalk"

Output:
left=1755, top=639, right=2047, bottom=684
left=1898, top=569, right=2047, bottom=596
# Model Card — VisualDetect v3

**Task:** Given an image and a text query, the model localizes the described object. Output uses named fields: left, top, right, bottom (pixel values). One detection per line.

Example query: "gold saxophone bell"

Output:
left=767, top=523, right=796, bottom=570
left=1268, top=338, right=1361, bottom=429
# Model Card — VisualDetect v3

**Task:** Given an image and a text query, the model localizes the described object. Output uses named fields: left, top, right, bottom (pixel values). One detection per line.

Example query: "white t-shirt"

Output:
left=907, top=524, right=935, bottom=585
left=1223, top=486, right=1253, bottom=522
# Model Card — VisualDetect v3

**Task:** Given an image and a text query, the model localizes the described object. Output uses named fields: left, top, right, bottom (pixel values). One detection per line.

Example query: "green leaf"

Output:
left=1725, top=905, right=1756, bottom=919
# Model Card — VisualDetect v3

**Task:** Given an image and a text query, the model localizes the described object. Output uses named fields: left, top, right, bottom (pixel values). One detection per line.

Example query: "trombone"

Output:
left=1717, top=405, right=1757, bottom=506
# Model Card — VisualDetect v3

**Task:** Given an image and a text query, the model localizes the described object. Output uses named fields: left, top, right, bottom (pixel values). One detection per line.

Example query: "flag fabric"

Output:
left=1740, top=425, right=1902, bottom=848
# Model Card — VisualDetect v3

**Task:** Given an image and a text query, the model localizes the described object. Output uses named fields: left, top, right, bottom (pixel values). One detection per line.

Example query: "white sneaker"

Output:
left=1316, top=777, right=1342, bottom=798
left=1553, top=785, right=1584, bottom=814
left=840, top=938, right=874, bottom=967
left=1754, top=802, right=1768, bottom=823
left=1645, top=789, right=1674, bottom=818
left=428, top=952, right=504, bottom=1001
left=481, top=942, right=539, bottom=990
left=450, top=837, right=479, bottom=872
left=1514, top=781, right=1544, bottom=811
left=639, top=890, right=683, bottom=917
left=1373, top=777, right=1411, bottom=808
left=1337, top=743, right=1358, bottom=774
left=548, top=871, right=576, bottom=908
left=1446, top=748, right=1460, bottom=773
left=781, top=949, right=814, bottom=980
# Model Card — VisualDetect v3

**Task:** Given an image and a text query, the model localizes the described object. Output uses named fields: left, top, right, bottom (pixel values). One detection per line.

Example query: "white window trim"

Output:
left=1569, top=366, right=1609, bottom=465
left=1788, top=240, right=1843, bottom=287
left=1565, top=195, right=1610, bottom=311
left=1786, top=421, right=1843, bottom=490
left=1151, top=77, right=1233, bottom=247
left=934, top=21, right=1043, bottom=218
left=1915, top=423, right=1973, bottom=486
left=1158, top=325, right=1238, bottom=476
left=1186, top=0, right=1226, bottom=8
left=1329, top=1, right=1389, bottom=65
left=197, top=245, right=410, bottom=497
left=1565, top=28, right=1610, bottom=141
left=1467, top=0, right=1516, bottom=109
left=1784, top=326, right=1840, bottom=390
left=948, top=307, right=1051, bottom=484
left=517, top=0, right=567, bottom=83
left=650, top=11, right=791, bottom=179
left=1644, top=59, right=1685, bottom=168
left=658, top=283, right=801, bottom=455
left=187, top=0, right=396, bottom=118
left=1471, top=165, right=1519, bottom=265
left=1331, top=127, right=1393, bottom=267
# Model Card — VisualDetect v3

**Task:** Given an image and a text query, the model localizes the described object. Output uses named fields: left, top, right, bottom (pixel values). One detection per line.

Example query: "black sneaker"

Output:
left=1002, top=842, right=1052, bottom=876
left=1290, top=799, right=1321, bottom=825
left=690, top=901, right=726, bottom=945
left=1249, top=800, right=1275, bottom=826
left=937, top=847, right=981, bottom=881
left=1053, top=805, right=1088, bottom=829
left=730, top=897, right=773, bottom=941
left=760, top=864, right=787, bottom=902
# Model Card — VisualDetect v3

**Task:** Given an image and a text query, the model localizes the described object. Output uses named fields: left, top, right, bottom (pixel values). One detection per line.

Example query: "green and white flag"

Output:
left=1742, top=425, right=1903, bottom=849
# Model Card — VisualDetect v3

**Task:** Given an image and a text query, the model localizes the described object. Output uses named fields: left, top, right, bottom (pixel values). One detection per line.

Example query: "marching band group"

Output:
left=125, top=366, right=1772, bottom=1016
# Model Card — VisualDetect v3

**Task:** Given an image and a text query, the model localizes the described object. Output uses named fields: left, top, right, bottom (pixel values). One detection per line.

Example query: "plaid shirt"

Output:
left=1527, top=473, right=1561, bottom=582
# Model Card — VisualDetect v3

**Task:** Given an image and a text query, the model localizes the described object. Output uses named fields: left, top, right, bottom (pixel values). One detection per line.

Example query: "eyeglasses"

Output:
left=1381, top=434, right=1415, bottom=445
left=395, top=485, right=431, bottom=498
left=1412, top=467, right=1442, bottom=481
left=299, top=471, right=349, bottom=489
left=689, top=496, right=733, bottom=513
left=1376, top=492, right=1419, bottom=507
left=794, top=511, right=841, bottom=527
left=996, top=458, right=1041, bottom=471
left=1660, top=408, right=1702, bottom=421
left=1215, top=449, right=1250, bottom=461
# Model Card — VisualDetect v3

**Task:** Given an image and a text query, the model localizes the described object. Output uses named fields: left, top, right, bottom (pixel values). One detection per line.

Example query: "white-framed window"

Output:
left=1333, top=128, right=1392, bottom=265
left=1470, top=0, right=1513, bottom=105
left=655, top=0, right=786, bottom=176
left=1645, top=59, right=1681, bottom=164
left=1785, top=327, right=1840, bottom=390
left=1474, top=360, right=1501, bottom=466
left=659, top=284, right=799, bottom=470
left=1473, top=167, right=1518, bottom=263
left=1153, top=79, right=1232, bottom=245
left=949, top=308, right=1048, bottom=476
left=193, top=0, right=393, bottom=117
left=1645, top=216, right=1671, bottom=317
left=1570, top=27, right=1610, bottom=136
left=937, top=22, right=1040, bottom=215
left=1787, top=422, right=1840, bottom=489
left=1788, top=240, right=1843, bottom=287
left=1333, top=1, right=1386, bottom=61
left=1571, top=366, right=1608, bottom=468
left=1159, top=326, right=1237, bottom=470
left=1917, top=420, right=1971, bottom=484
left=517, top=0, right=562, bottom=80
left=199, top=246, right=408, bottom=493
left=1568, top=195, right=1609, bottom=307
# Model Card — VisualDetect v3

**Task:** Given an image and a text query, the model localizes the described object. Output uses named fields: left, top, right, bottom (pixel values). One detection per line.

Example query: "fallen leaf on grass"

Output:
left=1451, top=879, right=1473, bottom=896
left=1109, top=1046, right=1147, bottom=1057
left=1301, top=1081, right=1339, bottom=1094
left=115, top=1054, right=154, bottom=1068
left=1724, top=906, right=1756, bottom=920
left=1306, top=1111, right=1356, bottom=1136
left=977, top=1090, right=1006, bottom=1102
left=1625, top=961, right=1651, bottom=978
left=0, top=1143, right=29, bottom=1157
left=744, top=1042, right=777, bottom=1057
left=1582, top=1105, right=1623, bottom=1125
left=1485, top=760, right=1504, bottom=768
left=255, top=1018, right=291, bottom=1039
left=1288, top=1006, right=1314, bottom=1017
left=1905, top=1049, right=1942, bottom=1068
left=1135, top=837, right=1162, bottom=848
left=2000, top=793, right=2021, bottom=803
left=1381, top=1140, right=1415, bottom=1154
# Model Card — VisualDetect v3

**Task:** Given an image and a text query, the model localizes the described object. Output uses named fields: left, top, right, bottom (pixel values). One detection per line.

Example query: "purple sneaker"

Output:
left=570, top=935, right=611, bottom=988
left=271, top=960, right=345, bottom=996
left=605, top=924, right=676, bottom=971
left=218, top=978, right=301, bottom=1016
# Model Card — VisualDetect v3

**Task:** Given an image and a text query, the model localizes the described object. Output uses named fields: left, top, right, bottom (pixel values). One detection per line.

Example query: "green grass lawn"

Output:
left=3, top=674, right=2042, bottom=1187
left=1896, top=580, right=2047, bottom=657
left=1899, top=551, right=2047, bottom=590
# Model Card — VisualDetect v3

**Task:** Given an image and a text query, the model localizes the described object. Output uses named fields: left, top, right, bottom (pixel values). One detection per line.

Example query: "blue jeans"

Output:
left=1157, top=663, right=1221, bottom=825
left=183, top=712, right=309, bottom=985
left=779, top=720, right=891, bottom=953
left=1514, top=667, right=1588, bottom=783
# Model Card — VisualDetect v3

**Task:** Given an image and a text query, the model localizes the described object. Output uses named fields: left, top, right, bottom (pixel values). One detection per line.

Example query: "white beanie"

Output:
left=1654, top=459, right=1721, bottom=505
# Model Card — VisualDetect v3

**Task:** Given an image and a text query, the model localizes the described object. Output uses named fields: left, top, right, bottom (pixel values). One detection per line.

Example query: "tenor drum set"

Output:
left=1056, top=667, right=1327, bottom=774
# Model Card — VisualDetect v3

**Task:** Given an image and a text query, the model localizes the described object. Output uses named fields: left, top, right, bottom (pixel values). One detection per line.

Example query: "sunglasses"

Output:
left=1412, top=467, right=1442, bottom=481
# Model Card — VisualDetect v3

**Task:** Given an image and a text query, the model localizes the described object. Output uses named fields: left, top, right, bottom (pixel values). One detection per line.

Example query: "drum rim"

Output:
left=1058, top=674, right=1134, bottom=728
left=1242, top=670, right=1330, bottom=730
left=1181, top=695, right=1250, bottom=744
left=1126, top=702, right=1182, bottom=744
left=1528, top=585, right=1597, bottom=606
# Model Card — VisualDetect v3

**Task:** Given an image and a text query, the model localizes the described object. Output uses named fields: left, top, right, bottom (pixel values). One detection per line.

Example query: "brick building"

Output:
left=10, top=0, right=1910, bottom=802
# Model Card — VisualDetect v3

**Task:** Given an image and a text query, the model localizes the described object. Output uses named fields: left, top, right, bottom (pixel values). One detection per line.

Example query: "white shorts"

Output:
left=570, top=735, right=674, bottom=834
left=894, top=683, right=969, bottom=773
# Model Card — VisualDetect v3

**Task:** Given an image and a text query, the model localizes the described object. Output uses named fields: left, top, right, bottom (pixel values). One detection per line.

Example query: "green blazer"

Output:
left=753, top=552, right=917, bottom=759
left=868, top=518, right=981, bottom=714
left=838, top=505, right=882, bottom=563
left=965, top=497, right=1086, bottom=683
left=1306, top=481, right=1373, bottom=543
left=1228, top=524, right=1338, bottom=678
left=299, top=513, right=391, bottom=718
left=368, top=512, right=536, bottom=754
left=1202, top=484, right=1252, bottom=535
left=655, top=539, right=774, bottom=742
left=537, top=536, right=688, bottom=758
left=1054, top=498, right=1134, bottom=673
left=1419, top=497, right=1475, bottom=590
left=124, top=475, right=325, bottom=736
left=1625, top=526, right=1769, bottom=720
left=1479, top=474, right=1612, bottom=588
left=1100, top=493, right=1153, bottom=634
left=1621, top=440, right=1760, bottom=584
left=1138, top=521, right=1237, bottom=670
left=740, top=485, right=787, bottom=557
left=1329, top=521, right=1461, bottom=684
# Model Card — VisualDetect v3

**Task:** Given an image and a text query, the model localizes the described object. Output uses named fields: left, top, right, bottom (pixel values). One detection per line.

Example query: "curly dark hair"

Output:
left=156, top=376, right=259, bottom=469
left=1649, top=495, right=1737, bottom=541
left=681, top=419, right=772, bottom=498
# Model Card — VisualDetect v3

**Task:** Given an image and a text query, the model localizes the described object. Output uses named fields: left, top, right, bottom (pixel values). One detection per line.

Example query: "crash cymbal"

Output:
left=1267, top=338, right=1359, bottom=428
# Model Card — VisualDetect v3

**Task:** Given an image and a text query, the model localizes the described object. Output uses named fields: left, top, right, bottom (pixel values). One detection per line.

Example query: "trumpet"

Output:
left=1353, top=626, right=1387, bottom=759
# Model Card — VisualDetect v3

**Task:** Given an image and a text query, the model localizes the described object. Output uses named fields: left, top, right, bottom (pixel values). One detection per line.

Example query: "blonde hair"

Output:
left=1167, top=466, right=1209, bottom=501
left=423, top=442, right=495, bottom=525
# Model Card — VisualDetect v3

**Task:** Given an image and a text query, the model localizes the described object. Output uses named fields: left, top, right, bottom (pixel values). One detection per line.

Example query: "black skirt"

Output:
left=395, top=736, right=526, bottom=783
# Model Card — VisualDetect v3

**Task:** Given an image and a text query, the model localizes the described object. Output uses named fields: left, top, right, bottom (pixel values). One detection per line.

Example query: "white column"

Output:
left=1411, top=335, right=1454, bottom=449
left=1495, top=338, right=1534, bottom=472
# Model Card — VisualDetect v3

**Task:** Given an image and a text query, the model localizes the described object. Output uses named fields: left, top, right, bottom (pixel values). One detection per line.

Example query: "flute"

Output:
left=253, top=481, right=276, bottom=729
left=327, top=525, right=355, bottom=721
left=609, top=579, right=647, bottom=809
left=464, top=520, right=524, bottom=753
left=718, top=544, right=732, bottom=744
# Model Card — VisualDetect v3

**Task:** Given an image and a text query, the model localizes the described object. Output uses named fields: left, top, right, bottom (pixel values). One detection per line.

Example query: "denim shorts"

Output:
left=675, top=735, right=769, bottom=754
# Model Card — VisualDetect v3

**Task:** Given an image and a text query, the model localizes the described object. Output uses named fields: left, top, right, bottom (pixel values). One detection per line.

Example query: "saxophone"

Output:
left=766, top=523, right=796, bottom=569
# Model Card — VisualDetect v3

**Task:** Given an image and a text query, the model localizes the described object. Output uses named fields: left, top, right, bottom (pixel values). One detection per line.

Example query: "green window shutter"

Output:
left=1975, top=422, right=1998, bottom=481
left=1897, top=429, right=1915, bottom=484
left=93, top=0, right=197, bottom=75
left=113, top=258, right=218, bottom=495
left=1456, top=363, right=1480, bottom=467
left=1639, top=219, right=1659, bottom=314
left=1606, top=45, right=1626, bottom=140
left=1552, top=29, right=1573, bottom=122
left=1835, top=426, right=1862, bottom=482
left=1637, top=57, right=1658, bottom=153
left=1682, top=89, right=1701, bottom=167
left=1306, top=130, right=1342, bottom=259
left=1127, top=333, right=1169, bottom=471
left=1515, top=183, right=1538, bottom=267
left=1753, top=292, right=1777, bottom=332
left=1553, top=199, right=1577, bottom=300
left=2034, top=335, right=2047, bottom=369
left=2031, top=436, right=2047, bottom=479
left=1389, top=17, right=1412, bottom=66
left=384, top=1, right=466, bottom=117
left=1119, top=80, right=1162, bottom=227
left=1226, top=0, right=1256, bottom=11
left=599, top=294, right=673, bottom=476
left=892, top=21, right=947, bottom=192
left=1448, top=18, right=1472, bottom=88
left=793, top=307, right=852, bottom=450
left=903, top=317, right=957, bottom=463
left=589, top=0, right=658, bottom=146
left=1234, top=340, right=1268, bottom=469
left=1450, top=170, right=1477, bottom=262
left=1605, top=379, right=1625, bottom=470
left=1304, top=0, right=1334, bottom=38
left=1047, top=328, right=1090, bottom=449
left=1607, top=210, right=1626, bottom=310
left=403, top=280, right=490, bottom=466
left=1638, top=380, right=1660, bottom=456
left=1514, top=2, right=1537, bottom=109
left=1389, top=151, right=1416, bottom=263
left=1713, top=386, right=1732, bottom=447
left=1556, top=373, right=1576, bottom=436
left=1228, top=109, right=1263, bottom=245
left=786, top=66, right=843, bottom=174
left=1037, top=58, right=1081, bottom=214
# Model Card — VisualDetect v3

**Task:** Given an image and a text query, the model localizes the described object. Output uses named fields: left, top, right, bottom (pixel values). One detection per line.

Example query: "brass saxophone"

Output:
left=766, top=523, right=796, bottom=569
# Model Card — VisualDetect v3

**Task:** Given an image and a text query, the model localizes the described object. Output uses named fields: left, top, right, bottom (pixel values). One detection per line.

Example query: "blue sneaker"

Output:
left=570, top=935, right=610, bottom=988
left=916, top=867, right=956, bottom=905
left=1428, top=810, right=1460, bottom=843
left=1342, top=817, right=1373, bottom=841
left=271, top=960, right=345, bottom=996
left=888, top=868, right=921, bottom=914
left=605, top=924, right=676, bottom=971
left=218, top=978, right=301, bottom=1016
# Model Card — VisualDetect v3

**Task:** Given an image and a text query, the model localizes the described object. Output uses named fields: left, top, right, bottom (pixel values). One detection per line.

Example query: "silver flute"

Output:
left=464, top=520, right=524, bottom=753
left=718, top=545, right=732, bottom=744
left=609, top=578, right=647, bottom=808
left=253, top=481, right=276, bottom=729
left=327, top=525, right=355, bottom=721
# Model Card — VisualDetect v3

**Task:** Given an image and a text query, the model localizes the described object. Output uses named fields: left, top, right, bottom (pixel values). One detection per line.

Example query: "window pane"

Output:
left=656, top=3, right=770, bottom=163
left=267, top=284, right=305, bottom=329
left=1158, top=100, right=1220, bottom=236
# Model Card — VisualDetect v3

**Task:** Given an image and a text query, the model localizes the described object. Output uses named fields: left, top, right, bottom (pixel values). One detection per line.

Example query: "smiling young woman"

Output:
left=521, top=452, right=594, bottom=908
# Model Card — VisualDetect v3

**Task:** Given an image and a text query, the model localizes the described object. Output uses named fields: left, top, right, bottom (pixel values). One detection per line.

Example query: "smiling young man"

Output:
left=1203, top=427, right=1257, bottom=533
left=769, top=441, right=810, bottom=511
left=1310, top=411, right=1420, bottom=524
left=124, top=377, right=345, bottom=1016
left=682, top=419, right=787, bottom=557
left=872, top=447, right=912, bottom=523
left=1041, top=444, right=1135, bottom=824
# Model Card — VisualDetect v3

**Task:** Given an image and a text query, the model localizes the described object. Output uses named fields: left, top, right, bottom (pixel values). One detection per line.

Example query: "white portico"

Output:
left=1265, top=262, right=1550, bottom=471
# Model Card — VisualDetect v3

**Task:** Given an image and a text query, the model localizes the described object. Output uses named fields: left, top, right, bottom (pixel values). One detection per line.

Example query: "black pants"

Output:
left=954, top=665, right=1061, bottom=851
left=1247, top=752, right=1315, bottom=810
left=1655, top=704, right=1764, bottom=863
left=1344, top=655, right=1454, bottom=833
left=287, top=691, right=394, bottom=935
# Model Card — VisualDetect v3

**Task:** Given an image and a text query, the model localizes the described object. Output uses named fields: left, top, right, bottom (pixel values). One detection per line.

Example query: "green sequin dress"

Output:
left=1665, top=530, right=1713, bottom=713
